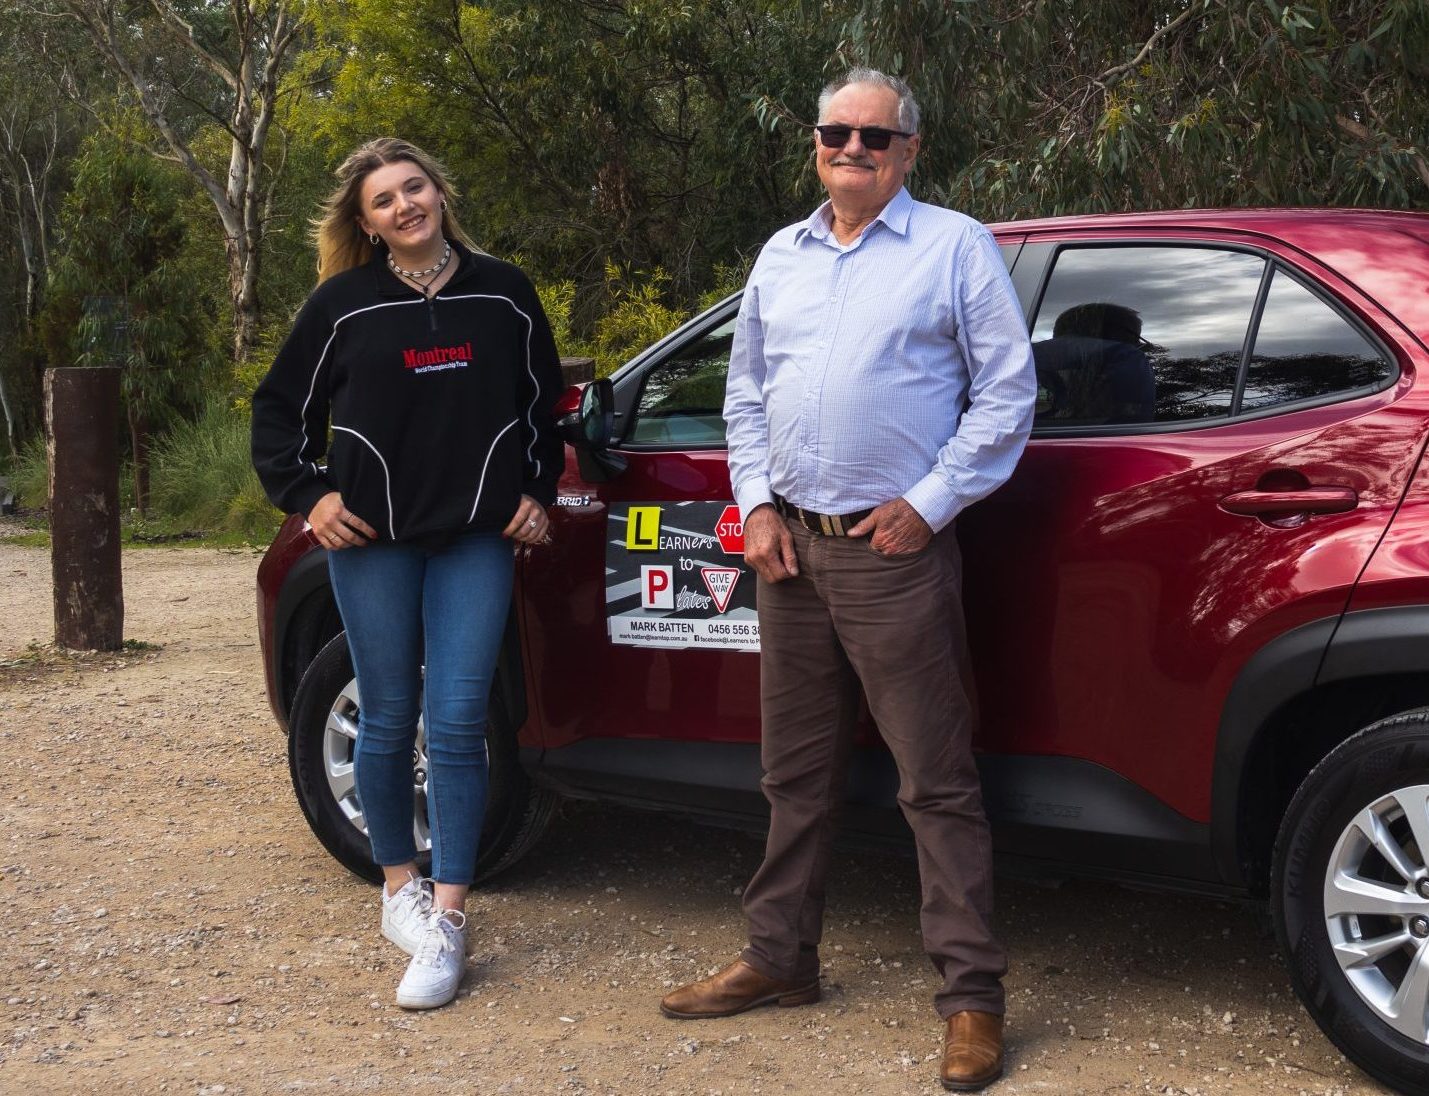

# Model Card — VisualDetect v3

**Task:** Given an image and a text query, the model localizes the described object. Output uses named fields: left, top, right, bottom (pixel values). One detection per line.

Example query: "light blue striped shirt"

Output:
left=724, top=187, right=1037, bottom=532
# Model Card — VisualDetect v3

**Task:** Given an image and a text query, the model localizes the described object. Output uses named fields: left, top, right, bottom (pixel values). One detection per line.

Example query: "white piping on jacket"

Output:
left=440, top=293, right=543, bottom=480
left=331, top=426, right=396, bottom=541
left=298, top=300, right=423, bottom=476
left=468, top=419, right=520, bottom=523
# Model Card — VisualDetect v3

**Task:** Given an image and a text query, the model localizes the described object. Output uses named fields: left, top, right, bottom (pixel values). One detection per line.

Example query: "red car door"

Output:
left=959, top=226, right=1429, bottom=826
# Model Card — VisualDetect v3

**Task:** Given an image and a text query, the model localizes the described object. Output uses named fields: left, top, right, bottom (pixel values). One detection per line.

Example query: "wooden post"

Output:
left=559, top=356, right=596, bottom=387
left=46, top=367, right=124, bottom=651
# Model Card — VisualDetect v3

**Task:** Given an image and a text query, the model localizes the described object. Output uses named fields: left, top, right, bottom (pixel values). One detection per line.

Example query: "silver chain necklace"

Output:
left=387, top=241, right=451, bottom=281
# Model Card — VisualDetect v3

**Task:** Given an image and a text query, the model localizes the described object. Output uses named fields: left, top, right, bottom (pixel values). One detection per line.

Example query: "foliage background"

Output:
left=0, top=0, right=1424, bottom=538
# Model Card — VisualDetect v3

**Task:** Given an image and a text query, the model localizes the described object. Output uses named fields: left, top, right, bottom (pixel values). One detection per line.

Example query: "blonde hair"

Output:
left=313, top=137, right=477, bottom=283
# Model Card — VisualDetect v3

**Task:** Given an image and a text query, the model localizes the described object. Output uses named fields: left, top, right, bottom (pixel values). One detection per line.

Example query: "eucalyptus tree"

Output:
left=39, top=123, right=220, bottom=514
left=295, top=0, right=834, bottom=319
left=41, top=0, right=309, bottom=364
left=819, top=0, right=1429, bottom=219
left=0, top=10, right=89, bottom=454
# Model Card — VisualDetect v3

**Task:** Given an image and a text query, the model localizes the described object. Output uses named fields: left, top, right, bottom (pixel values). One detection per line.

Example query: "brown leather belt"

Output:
left=772, top=494, right=872, bottom=537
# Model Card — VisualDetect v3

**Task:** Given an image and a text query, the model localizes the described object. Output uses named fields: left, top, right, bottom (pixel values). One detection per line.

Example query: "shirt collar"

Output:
left=795, top=186, right=914, bottom=246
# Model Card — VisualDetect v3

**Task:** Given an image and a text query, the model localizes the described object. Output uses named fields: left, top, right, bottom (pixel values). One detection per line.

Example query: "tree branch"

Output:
left=147, top=0, right=239, bottom=91
left=62, top=1, right=238, bottom=234
left=1097, top=6, right=1200, bottom=89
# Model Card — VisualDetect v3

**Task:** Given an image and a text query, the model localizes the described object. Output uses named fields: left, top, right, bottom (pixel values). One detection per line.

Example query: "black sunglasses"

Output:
left=814, top=124, right=914, bottom=151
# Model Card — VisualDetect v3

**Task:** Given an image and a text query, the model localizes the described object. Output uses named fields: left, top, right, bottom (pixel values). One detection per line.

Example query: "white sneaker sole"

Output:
left=396, top=976, right=462, bottom=1010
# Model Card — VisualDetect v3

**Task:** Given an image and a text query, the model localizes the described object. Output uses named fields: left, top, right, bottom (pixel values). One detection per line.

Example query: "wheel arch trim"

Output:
left=1211, top=615, right=1339, bottom=887
left=271, top=549, right=338, bottom=726
left=1213, top=606, right=1429, bottom=888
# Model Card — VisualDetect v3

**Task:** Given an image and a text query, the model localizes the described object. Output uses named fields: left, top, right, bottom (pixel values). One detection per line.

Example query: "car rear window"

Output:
left=1242, top=268, right=1393, bottom=413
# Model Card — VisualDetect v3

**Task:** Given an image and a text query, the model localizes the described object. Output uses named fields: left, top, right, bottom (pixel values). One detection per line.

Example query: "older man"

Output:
left=658, top=68, right=1036, bottom=1091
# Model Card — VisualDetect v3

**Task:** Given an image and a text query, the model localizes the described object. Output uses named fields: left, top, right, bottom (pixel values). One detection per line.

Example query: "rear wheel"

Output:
left=287, top=633, right=557, bottom=884
left=1273, top=710, right=1429, bottom=1096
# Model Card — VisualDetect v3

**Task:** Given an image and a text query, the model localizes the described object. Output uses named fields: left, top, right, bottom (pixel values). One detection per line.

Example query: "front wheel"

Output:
left=287, top=633, right=558, bottom=884
left=1273, top=710, right=1429, bottom=1095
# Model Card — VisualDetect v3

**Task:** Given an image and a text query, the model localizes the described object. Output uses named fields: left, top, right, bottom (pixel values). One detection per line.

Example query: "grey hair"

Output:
left=817, top=67, right=920, bottom=134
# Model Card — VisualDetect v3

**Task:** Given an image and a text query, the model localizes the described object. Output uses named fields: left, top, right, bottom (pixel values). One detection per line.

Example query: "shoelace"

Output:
left=412, top=910, right=467, bottom=967
left=411, top=878, right=436, bottom=917
left=388, top=874, right=436, bottom=918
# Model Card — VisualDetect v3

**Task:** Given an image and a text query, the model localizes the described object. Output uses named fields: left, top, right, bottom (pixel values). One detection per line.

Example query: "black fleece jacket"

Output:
left=251, top=243, right=564, bottom=543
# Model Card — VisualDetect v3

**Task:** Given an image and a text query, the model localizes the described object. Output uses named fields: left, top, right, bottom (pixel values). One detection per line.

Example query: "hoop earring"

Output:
left=440, top=199, right=448, bottom=212
left=369, top=232, right=381, bottom=246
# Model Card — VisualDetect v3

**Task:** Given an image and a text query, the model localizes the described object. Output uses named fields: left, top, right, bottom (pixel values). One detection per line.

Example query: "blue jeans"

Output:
left=328, top=532, right=515, bottom=885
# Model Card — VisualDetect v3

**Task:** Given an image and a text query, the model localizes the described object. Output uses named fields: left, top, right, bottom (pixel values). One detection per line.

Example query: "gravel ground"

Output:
left=0, top=531, right=1393, bottom=1095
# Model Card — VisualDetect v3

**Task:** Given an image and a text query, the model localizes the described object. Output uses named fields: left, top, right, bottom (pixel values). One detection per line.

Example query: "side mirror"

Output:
left=578, top=377, right=615, bottom=448
left=557, top=378, right=626, bottom=482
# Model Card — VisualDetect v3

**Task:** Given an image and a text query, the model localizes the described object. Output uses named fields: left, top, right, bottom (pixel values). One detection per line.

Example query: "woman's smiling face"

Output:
left=357, top=160, right=444, bottom=257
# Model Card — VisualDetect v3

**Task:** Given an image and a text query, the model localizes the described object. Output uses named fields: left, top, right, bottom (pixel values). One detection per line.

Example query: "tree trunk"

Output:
left=230, top=255, right=260, bottom=366
left=10, top=176, right=39, bottom=321
left=46, top=366, right=123, bottom=651
left=0, top=371, right=16, bottom=458
left=222, top=41, right=265, bottom=369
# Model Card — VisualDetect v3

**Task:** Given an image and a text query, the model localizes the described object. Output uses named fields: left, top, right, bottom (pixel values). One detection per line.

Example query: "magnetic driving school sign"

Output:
left=606, top=501, right=760, bottom=651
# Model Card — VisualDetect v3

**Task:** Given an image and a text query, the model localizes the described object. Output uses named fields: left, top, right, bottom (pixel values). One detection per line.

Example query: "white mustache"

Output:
left=831, top=157, right=874, bottom=168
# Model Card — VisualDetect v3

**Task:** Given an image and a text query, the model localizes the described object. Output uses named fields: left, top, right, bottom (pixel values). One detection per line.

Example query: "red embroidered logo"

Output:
left=401, top=341, right=473, bottom=374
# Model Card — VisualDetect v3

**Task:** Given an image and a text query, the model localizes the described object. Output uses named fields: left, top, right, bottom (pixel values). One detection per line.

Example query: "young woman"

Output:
left=251, top=138, right=562, bottom=1009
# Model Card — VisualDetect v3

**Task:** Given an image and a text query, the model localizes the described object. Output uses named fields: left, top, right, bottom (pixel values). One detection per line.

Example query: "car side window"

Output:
left=1030, top=246, right=1265, bottom=427
left=625, top=316, right=735, bottom=446
left=1242, top=268, right=1393, bottom=413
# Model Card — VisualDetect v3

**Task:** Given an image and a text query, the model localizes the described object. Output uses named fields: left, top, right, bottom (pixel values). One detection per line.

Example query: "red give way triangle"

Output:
left=700, top=567, right=741, bottom=613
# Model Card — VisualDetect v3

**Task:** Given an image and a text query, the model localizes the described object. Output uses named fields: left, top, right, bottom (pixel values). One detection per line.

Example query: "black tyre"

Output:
left=287, top=632, right=558, bottom=884
left=1272, top=710, right=1429, bottom=1095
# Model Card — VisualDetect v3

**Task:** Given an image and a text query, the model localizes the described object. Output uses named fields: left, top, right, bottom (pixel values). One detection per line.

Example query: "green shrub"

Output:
left=150, top=400, right=281, bottom=540
left=536, top=279, right=595, bottom=362
left=593, top=262, right=684, bottom=377
left=9, top=434, right=49, bottom=512
left=696, top=261, right=751, bottom=312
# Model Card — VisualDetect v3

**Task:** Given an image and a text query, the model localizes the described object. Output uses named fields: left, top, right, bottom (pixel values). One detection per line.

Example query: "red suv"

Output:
left=258, top=208, right=1429, bottom=1094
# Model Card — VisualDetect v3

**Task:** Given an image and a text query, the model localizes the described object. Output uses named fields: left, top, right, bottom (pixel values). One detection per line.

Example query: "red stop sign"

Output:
left=715, top=504, right=744, bottom=554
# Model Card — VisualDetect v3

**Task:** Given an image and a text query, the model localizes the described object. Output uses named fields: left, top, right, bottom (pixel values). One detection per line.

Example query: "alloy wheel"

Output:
left=1324, top=784, right=1429, bottom=1042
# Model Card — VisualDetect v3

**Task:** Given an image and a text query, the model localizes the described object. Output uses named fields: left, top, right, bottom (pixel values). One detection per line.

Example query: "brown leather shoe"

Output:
left=659, top=958, right=820, bottom=1019
left=940, top=1009, right=1004, bottom=1091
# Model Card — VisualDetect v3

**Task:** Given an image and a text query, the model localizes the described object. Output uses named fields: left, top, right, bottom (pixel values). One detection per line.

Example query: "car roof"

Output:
left=988, top=208, right=1429, bottom=341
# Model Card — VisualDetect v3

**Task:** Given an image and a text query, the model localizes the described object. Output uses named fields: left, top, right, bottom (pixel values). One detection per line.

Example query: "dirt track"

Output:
left=0, top=533, right=1391, bottom=1094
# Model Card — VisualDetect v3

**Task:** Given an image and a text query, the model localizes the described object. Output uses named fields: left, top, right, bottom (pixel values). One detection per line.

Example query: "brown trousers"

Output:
left=740, top=517, right=1007, bottom=1017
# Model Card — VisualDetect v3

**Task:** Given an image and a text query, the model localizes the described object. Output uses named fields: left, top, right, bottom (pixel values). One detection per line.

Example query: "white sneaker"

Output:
left=381, top=875, right=435, bottom=955
left=396, top=910, right=467, bottom=1010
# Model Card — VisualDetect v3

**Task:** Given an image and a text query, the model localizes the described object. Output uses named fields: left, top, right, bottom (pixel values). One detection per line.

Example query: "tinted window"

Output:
left=1031, top=246, right=1265, bottom=426
left=626, top=317, right=734, bottom=446
left=1242, top=269, right=1393, bottom=412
